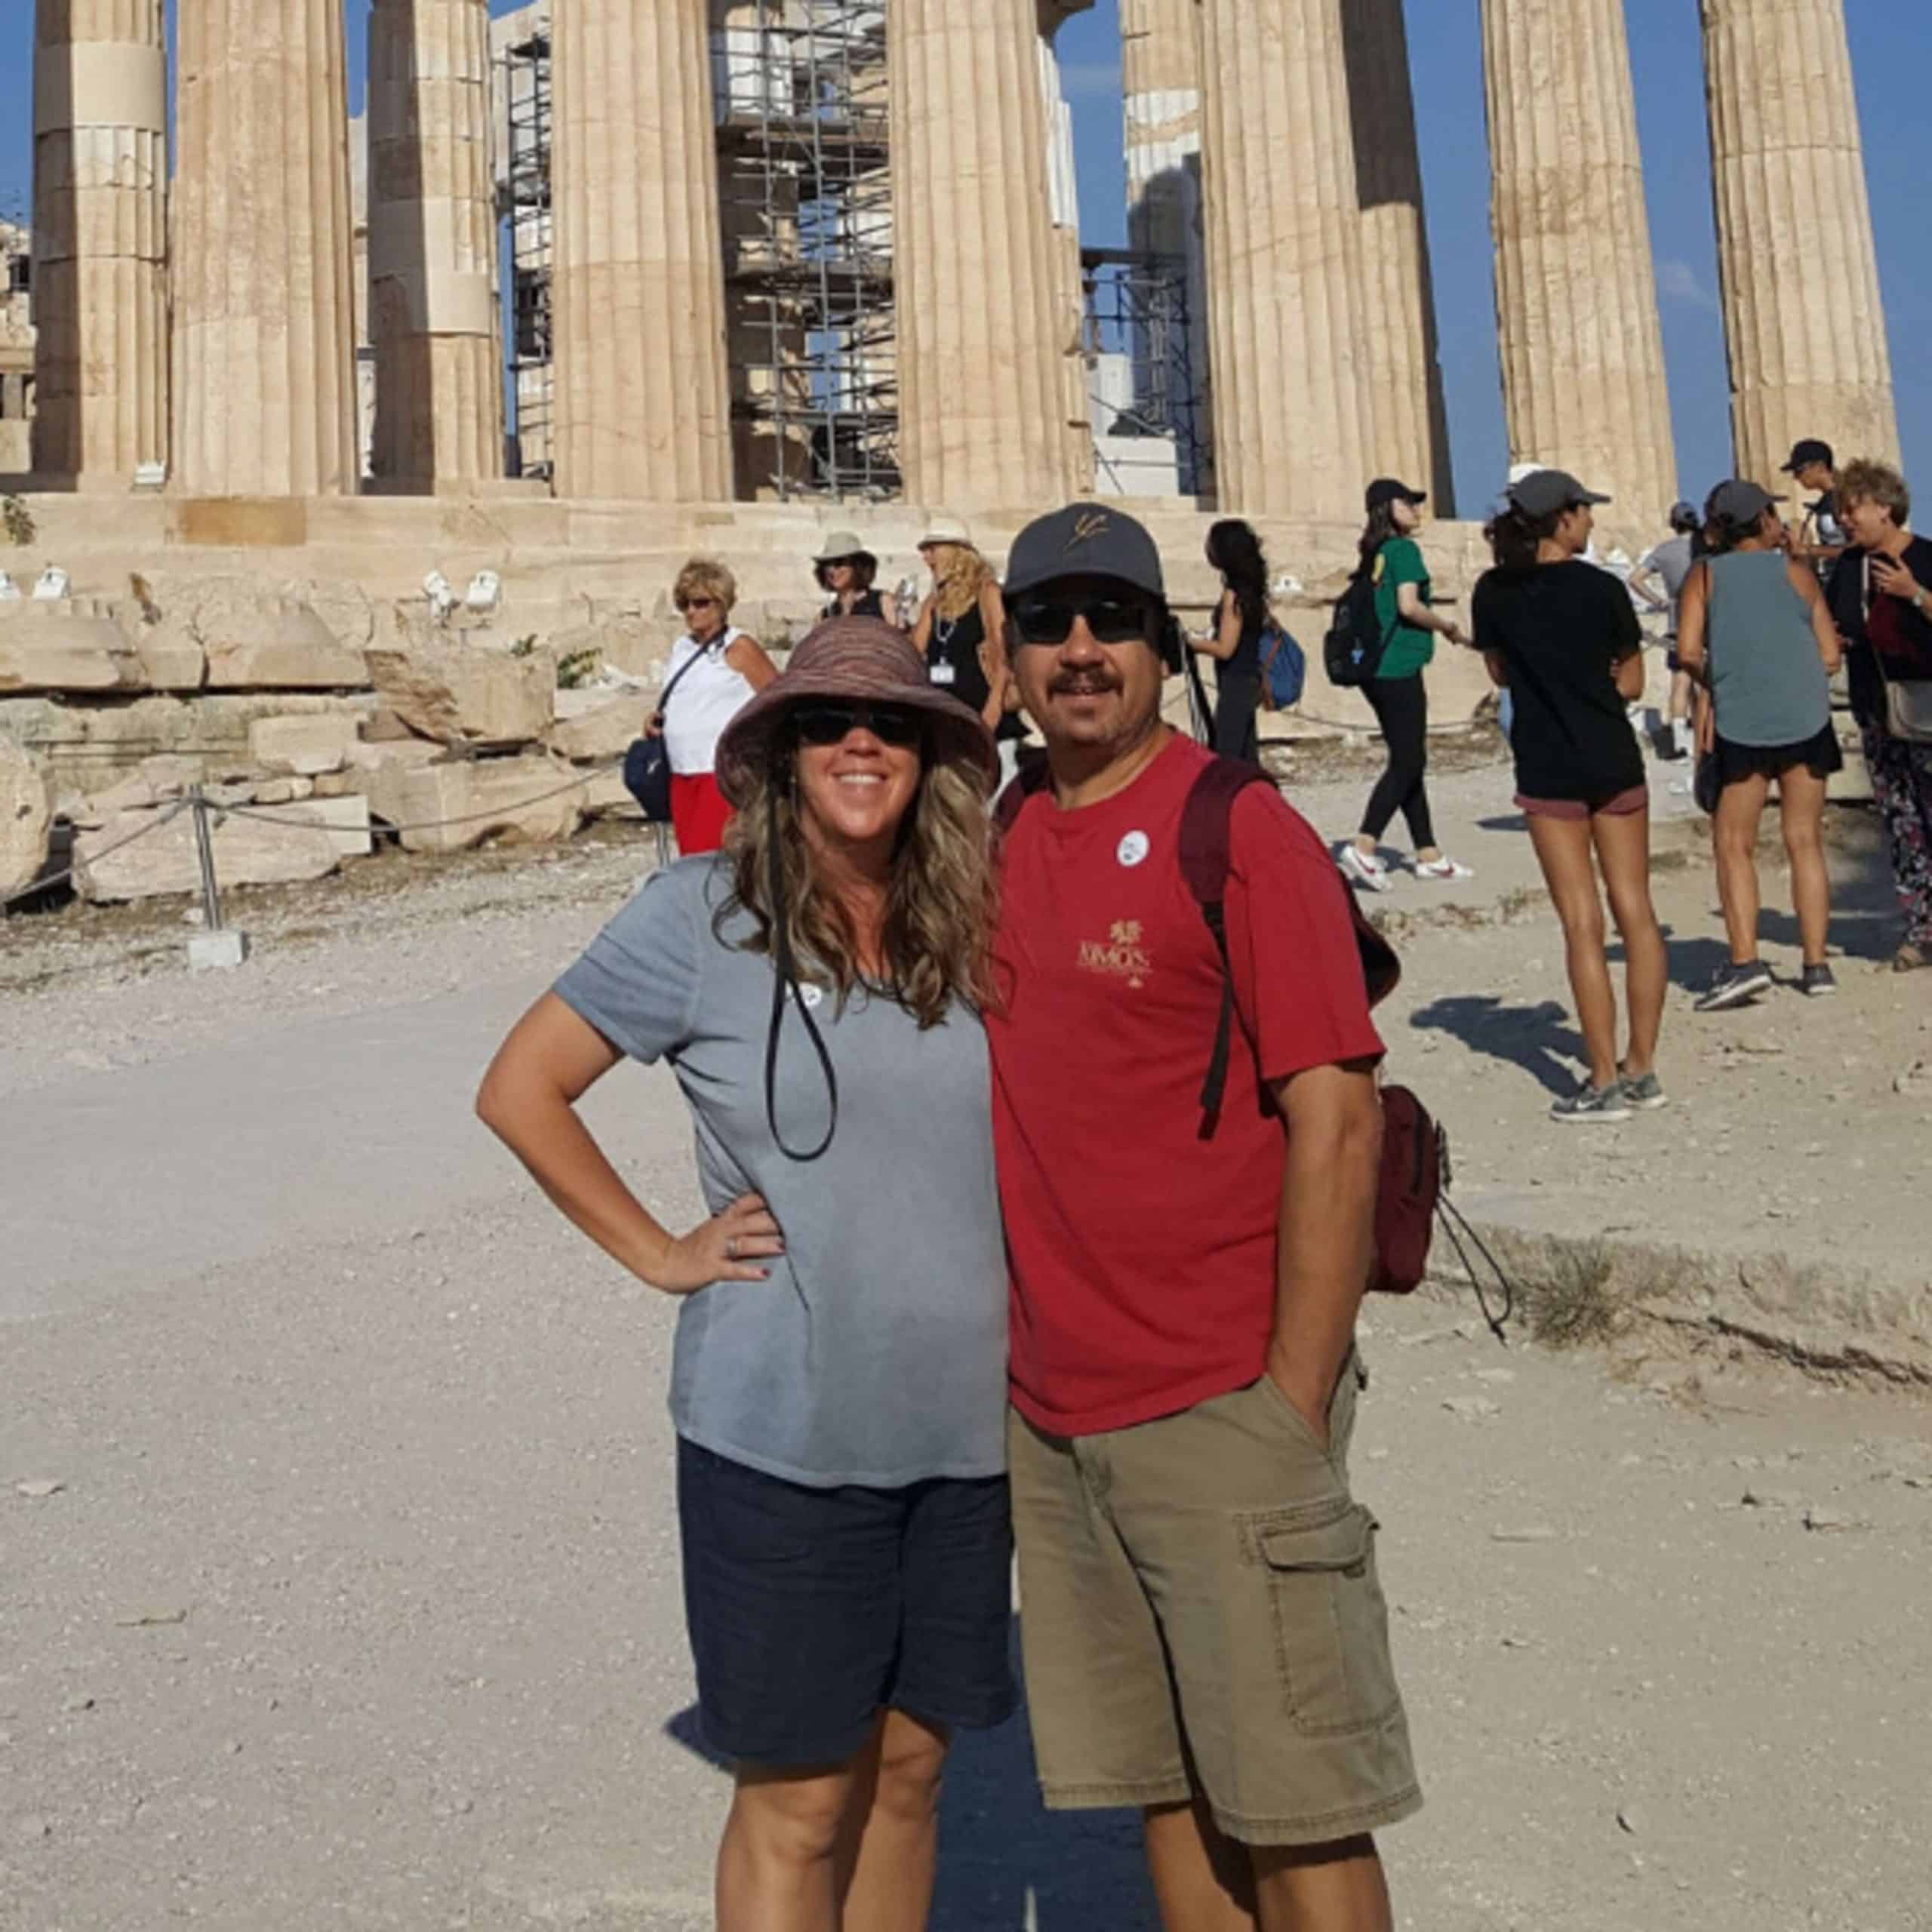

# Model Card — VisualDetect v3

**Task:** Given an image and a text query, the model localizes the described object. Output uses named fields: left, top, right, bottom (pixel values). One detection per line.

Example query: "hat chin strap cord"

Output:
left=764, top=782, right=841, bottom=1163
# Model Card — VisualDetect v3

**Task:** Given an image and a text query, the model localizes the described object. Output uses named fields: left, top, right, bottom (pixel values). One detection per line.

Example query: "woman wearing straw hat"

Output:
left=477, top=617, right=1010, bottom=1932
left=910, top=513, right=1026, bottom=785
left=814, top=531, right=900, bottom=627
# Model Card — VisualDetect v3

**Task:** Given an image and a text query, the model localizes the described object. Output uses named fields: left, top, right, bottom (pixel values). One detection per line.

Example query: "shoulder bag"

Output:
left=622, top=641, right=715, bottom=823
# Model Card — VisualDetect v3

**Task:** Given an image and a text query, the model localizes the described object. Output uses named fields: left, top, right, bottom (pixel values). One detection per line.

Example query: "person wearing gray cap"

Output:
left=814, top=530, right=900, bottom=627
left=1631, top=501, right=1707, bottom=760
left=1675, top=481, right=1844, bottom=1007
left=1473, top=469, right=1669, bottom=1123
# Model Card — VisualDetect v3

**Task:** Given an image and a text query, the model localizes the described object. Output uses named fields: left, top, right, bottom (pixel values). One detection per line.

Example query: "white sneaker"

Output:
left=1414, top=854, right=1473, bottom=881
left=1338, top=844, right=1392, bottom=893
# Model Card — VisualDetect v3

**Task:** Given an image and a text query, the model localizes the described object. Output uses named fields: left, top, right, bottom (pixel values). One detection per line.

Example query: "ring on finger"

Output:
left=726, top=1235, right=740, bottom=1260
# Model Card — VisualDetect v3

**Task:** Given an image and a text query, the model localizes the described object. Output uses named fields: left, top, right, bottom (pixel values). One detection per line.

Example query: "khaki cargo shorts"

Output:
left=1008, top=1358, right=1422, bottom=1847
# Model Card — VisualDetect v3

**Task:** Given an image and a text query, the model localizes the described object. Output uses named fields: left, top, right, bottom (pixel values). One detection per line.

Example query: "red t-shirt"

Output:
left=987, top=735, right=1386, bottom=1438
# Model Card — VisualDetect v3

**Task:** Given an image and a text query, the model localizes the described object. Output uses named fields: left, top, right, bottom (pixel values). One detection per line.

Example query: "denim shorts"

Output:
left=676, top=1438, right=1017, bottom=1767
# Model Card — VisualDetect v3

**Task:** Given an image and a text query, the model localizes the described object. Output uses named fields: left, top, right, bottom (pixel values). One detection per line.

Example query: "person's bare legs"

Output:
left=835, top=1711, right=950, bottom=1932
left=1592, top=807, right=1669, bottom=1079
left=1145, top=1795, right=1257, bottom=1931
left=1253, top=1836, right=1395, bottom=1932
left=1779, top=766, right=1833, bottom=966
left=717, top=1755, right=859, bottom=1932
left=1711, top=772, right=1770, bottom=964
left=1526, top=815, right=1619, bottom=1089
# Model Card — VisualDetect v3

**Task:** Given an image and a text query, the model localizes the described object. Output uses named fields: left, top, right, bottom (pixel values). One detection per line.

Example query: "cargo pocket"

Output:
left=1245, top=1497, right=1401, bottom=1738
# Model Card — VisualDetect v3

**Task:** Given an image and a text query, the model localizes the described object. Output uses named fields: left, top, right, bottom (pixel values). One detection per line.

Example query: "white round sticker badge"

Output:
left=796, top=983, right=826, bottom=1011
left=1118, top=830, right=1151, bottom=869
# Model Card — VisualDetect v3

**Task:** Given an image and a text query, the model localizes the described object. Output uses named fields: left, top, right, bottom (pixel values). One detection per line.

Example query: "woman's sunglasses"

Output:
left=1009, top=594, right=1152, bottom=647
left=792, top=703, right=924, bottom=749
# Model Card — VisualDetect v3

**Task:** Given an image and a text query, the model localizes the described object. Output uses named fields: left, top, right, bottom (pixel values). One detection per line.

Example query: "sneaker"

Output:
left=1338, top=844, right=1392, bottom=893
left=1670, top=718, right=1695, bottom=761
left=1695, top=961, right=1775, bottom=1012
left=1800, top=963, right=1839, bottom=998
left=1552, top=1081, right=1633, bottom=1125
left=1617, top=1069, right=1669, bottom=1111
left=1414, top=854, right=1475, bottom=881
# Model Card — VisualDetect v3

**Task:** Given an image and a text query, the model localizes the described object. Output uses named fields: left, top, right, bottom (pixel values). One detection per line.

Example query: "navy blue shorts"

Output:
left=676, top=1438, right=1017, bottom=1767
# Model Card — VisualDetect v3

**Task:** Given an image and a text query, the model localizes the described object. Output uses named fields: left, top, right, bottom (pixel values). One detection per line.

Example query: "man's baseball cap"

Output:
left=1669, top=500, right=1702, bottom=531
left=1706, top=479, right=1786, bottom=525
left=1365, top=478, right=1427, bottom=512
left=1506, top=469, right=1611, bottom=518
left=1781, top=438, right=1834, bottom=473
left=1002, top=503, right=1167, bottom=603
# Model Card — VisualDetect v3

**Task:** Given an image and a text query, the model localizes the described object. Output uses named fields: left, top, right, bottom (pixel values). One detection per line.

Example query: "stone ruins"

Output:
left=0, top=0, right=1906, bottom=898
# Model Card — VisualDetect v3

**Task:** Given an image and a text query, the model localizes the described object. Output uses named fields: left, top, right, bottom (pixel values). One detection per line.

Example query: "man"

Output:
left=1630, top=501, right=1705, bottom=759
left=986, top=503, right=1420, bottom=1932
left=1783, top=438, right=1847, bottom=565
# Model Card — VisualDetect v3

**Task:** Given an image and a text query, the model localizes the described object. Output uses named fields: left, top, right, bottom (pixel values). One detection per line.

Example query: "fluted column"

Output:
left=1037, top=20, right=1094, bottom=496
left=890, top=0, right=1070, bottom=511
left=1482, top=0, right=1676, bottom=528
left=1343, top=0, right=1454, bottom=511
left=1700, top=0, right=1899, bottom=478
left=1198, top=0, right=1373, bottom=520
left=172, top=0, right=358, bottom=496
left=30, top=0, right=170, bottom=487
left=368, top=0, right=503, bottom=490
left=552, top=0, right=733, bottom=501
left=1121, top=0, right=1211, bottom=493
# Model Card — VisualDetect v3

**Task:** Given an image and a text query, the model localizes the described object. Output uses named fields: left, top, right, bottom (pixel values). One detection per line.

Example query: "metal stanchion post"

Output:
left=184, top=784, right=251, bottom=971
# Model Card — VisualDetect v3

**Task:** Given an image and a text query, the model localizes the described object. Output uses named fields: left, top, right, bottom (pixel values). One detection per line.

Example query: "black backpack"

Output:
left=1323, top=563, right=1399, bottom=689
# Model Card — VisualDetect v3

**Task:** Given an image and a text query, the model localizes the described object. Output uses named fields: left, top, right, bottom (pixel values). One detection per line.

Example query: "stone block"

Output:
left=187, top=583, right=371, bottom=690
left=132, top=633, right=208, bottom=691
left=546, top=691, right=654, bottom=763
left=580, top=768, right=644, bottom=819
left=251, top=777, right=315, bottom=805
left=187, top=929, right=251, bottom=972
left=336, top=739, right=449, bottom=826
left=249, top=712, right=361, bottom=777
left=546, top=615, right=683, bottom=683
left=2, top=736, right=53, bottom=898
left=388, top=755, right=585, bottom=854
left=74, top=801, right=343, bottom=903
left=247, top=793, right=374, bottom=859
left=366, top=640, right=555, bottom=747
left=0, top=603, right=143, bottom=695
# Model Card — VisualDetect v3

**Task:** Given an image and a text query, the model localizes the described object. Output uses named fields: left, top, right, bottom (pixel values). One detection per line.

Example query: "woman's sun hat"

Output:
left=916, top=512, right=973, bottom=550
left=812, top=529, right=877, bottom=569
left=714, top=616, right=998, bottom=808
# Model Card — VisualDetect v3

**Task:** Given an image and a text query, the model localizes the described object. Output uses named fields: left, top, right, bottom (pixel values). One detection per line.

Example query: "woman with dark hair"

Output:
left=814, top=531, right=899, bottom=626
left=1189, top=518, right=1268, bottom=764
left=477, top=619, right=1011, bottom=1932
left=1473, top=469, right=1669, bottom=1124
left=1828, top=459, right=1932, bottom=974
left=1675, top=481, right=1843, bottom=1008
left=1340, top=478, right=1474, bottom=891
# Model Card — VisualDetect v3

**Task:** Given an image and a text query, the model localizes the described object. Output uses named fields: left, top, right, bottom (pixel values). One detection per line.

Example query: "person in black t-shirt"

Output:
left=1472, top=470, right=1669, bottom=1125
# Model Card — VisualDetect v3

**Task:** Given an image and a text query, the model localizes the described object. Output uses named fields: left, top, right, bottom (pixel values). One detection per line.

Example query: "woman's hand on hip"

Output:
left=651, top=1192, right=784, bottom=1294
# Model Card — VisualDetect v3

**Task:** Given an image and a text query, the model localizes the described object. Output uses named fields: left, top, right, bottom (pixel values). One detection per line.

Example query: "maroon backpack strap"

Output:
left=993, top=758, right=1050, bottom=836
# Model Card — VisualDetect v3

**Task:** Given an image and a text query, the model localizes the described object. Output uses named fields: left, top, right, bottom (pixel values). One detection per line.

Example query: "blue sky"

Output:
left=5, top=0, right=1924, bottom=512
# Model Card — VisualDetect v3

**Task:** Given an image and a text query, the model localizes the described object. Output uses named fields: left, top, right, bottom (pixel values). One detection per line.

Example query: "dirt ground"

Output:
left=4, top=737, right=1930, bottom=1930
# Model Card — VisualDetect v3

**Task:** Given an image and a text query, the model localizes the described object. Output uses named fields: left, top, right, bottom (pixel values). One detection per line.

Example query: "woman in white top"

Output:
left=657, top=558, right=780, bottom=854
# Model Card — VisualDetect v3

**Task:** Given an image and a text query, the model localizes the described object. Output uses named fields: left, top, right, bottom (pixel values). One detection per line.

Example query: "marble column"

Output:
left=368, top=0, right=504, bottom=489
left=1038, top=19, right=1094, bottom=497
left=30, top=0, right=170, bottom=487
left=1197, top=0, right=1372, bottom=519
left=890, top=0, right=1071, bottom=509
left=1483, top=0, right=1676, bottom=528
left=173, top=0, right=359, bottom=497
left=1120, top=0, right=1211, bottom=493
left=1343, top=0, right=1454, bottom=511
left=552, top=0, right=734, bottom=501
left=1700, top=0, right=1900, bottom=478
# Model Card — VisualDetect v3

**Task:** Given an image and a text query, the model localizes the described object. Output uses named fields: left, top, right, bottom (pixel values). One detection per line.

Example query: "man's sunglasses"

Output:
left=792, top=703, right=924, bottom=748
left=1009, top=594, right=1153, bottom=647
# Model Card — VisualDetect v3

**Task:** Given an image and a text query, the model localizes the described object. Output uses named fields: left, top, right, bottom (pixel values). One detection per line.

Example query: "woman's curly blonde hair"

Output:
left=716, top=743, right=998, bottom=1030
left=930, top=543, right=993, bottom=623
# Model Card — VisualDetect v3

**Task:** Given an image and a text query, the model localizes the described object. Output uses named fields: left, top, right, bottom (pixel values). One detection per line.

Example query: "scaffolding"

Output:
left=1081, top=247, right=1208, bottom=500
left=500, top=24, right=554, bottom=481
left=714, top=3, right=898, bottom=502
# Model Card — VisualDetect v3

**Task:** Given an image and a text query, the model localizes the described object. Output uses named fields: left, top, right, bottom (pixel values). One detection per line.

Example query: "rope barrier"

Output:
left=0, top=798, right=192, bottom=912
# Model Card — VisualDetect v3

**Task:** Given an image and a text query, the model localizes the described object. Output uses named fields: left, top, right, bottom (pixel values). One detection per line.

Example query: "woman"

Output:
left=658, top=558, right=779, bottom=856
left=1472, top=469, right=1669, bottom=1124
left=477, top=618, right=1011, bottom=1932
left=1189, top=518, right=1268, bottom=764
left=1676, top=480, right=1843, bottom=1008
left=815, top=531, right=900, bottom=626
left=1827, top=459, right=1932, bottom=973
left=909, top=514, right=1023, bottom=786
left=1340, top=478, right=1474, bottom=890
left=1629, top=500, right=1706, bottom=761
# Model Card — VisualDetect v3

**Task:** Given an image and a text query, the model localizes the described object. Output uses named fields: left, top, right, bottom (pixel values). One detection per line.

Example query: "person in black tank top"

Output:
left=912, top=522, right=1023, bottom=758
left=814, top=531, right=900, bottom=628
left=1189, top=519, right=1268, bottom=765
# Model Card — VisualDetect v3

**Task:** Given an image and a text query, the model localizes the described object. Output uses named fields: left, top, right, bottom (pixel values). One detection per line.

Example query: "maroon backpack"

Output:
left=997, top=755, right=1452, bottom=1302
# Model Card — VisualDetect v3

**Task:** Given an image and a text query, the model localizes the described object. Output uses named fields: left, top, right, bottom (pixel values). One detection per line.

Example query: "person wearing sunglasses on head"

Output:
left=909, top=514, right=1026, bottom=786
left=656, top=558, right=780, bottom=857
left=478, top=617, right=1011, bottom=1932
left=987, top=504, right=1421, bottom=1932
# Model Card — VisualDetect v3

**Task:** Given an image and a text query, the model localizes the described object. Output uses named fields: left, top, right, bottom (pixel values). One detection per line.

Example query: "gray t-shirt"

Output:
left=1641, top=534, right=1697, bottom=633
left=553, top=856, right=1007, bottom=1489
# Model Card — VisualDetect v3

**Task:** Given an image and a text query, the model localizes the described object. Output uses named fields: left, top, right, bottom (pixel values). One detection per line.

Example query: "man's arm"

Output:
left=1266, top=1059, right=1384, bottom=1444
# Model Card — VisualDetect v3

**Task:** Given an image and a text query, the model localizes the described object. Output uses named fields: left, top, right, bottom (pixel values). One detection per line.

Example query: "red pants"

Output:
left=671, top=772, right=734, bottom=855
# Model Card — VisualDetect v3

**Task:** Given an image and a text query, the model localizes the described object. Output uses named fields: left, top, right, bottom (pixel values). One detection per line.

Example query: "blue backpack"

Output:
left=1258, top=619, right=1306, bottom=711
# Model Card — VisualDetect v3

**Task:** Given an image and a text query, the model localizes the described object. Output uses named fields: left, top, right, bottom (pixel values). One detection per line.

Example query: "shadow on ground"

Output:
left=1407, top=995, right=1583, bottom=1097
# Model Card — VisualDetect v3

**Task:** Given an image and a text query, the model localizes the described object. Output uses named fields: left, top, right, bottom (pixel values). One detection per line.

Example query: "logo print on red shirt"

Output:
left=1079, top=919, right=1153, bottom=989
